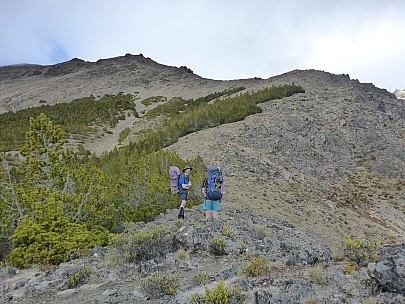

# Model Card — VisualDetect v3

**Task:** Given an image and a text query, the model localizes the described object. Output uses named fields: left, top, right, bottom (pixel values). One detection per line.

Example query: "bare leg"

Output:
left=212, top=211, right=219, bottom=219
left=204, top=210, right=212, bottom=218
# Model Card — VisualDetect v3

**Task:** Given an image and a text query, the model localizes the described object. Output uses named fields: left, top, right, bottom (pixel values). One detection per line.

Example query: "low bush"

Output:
left=340, top=234, right=380, bottom=266
left=190, top=279, right=245, bottom=304
left=255, top=225, right=270, bottom=240
left=141, top=272, right=178, bottom=299
left=307, top=265, right=330, bottom=285
left=9, top=217, right=110, bottom=268
left=342, top=261, right=358, bottom=274
left=118, top=127, right=131, bottom=143
left=209, top=238, right=227, bottom=256
left=115, top=223, right=171, bottom=262
left=222, top=225, right=234, bottom=238
left=191, top=272, right=214, bottom=286
left=241, top=254, right=271, bottom=277
left=174, top=249, right=189, bottom=262
left=66, top=266, right=92, bottom=288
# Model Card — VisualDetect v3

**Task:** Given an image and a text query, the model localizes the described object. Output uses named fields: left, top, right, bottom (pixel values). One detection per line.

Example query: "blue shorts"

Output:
left=202, top=199, right=220, bottom=211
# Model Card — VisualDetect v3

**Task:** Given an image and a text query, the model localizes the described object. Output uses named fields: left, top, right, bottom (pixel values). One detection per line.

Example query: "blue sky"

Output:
left=1, top=0, right=404, bottom=91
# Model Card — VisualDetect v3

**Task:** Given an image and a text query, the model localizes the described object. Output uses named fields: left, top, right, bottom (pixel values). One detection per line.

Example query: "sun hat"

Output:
left=183, top=166, right=193, bottom=172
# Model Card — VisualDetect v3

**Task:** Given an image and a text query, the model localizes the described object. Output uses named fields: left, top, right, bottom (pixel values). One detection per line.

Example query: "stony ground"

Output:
left=2, top=206, right=404, bottom=304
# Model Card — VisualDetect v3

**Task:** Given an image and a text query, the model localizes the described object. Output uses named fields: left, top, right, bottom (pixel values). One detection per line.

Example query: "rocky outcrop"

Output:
left=368, top=244, right=405, bottom=294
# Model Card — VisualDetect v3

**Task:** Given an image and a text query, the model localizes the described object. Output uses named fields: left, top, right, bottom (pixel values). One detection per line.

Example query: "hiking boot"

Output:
left=178, top=206, right=185, bottom=219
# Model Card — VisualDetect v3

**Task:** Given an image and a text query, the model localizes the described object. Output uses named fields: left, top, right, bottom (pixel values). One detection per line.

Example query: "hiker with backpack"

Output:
left=177, top=166, right=192, bottom=219
left=201, top=166, right=224, bottom=219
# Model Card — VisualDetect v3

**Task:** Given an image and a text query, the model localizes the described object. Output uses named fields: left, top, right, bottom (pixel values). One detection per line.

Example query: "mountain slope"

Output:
left=1, top=55, right=404, bottom=304
left=167, top=70, right=404, bottom=246
left=1, top=56, right=403, bottom=246
left=0, top=54, right=251, bottom=114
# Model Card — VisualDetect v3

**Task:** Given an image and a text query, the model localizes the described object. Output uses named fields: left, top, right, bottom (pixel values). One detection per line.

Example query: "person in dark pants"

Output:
left=178, top=166, right=192, bottom=219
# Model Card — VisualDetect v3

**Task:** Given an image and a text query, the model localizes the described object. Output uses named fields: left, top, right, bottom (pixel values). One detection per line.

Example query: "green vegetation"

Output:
left=0, top=84, right=305, bottom=267
left=340, top=234, right=380, bottom=266
left=141, top=95, right=167, bottom=106
left=191, top=272, right=214, bottom=286
left=190, top=280, right=245, bottom=304
left=66, top=266, right=92, bottom=288
left=118, top=127, right=131, bottom=143
left=222, top=225, right=234, bottom=238
left=145, top=87, right=246, bottom=118
left=115, top=223, right=170, bottom=262
left=0, top=93, right=138, bottom=152
left=141, top=272, right=178, bottom=299
left=342, top=261, right=358, bottom=274
left=127, top=84, right=304, bottom=154
left=9, top=215, right=109, bottom=268
left=241, top=255, right=271, bottom=277
left=209, top=237, right=227, bottom=255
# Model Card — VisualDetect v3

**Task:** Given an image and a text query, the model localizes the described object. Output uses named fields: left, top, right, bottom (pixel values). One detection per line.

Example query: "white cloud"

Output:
left=303, top=19, right=405, bottom=90
left=0, top=0, right=404, bottom=91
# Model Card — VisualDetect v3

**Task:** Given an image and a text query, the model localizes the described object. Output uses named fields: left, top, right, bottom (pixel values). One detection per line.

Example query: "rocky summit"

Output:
left=0, top=54, right=404, bottom=303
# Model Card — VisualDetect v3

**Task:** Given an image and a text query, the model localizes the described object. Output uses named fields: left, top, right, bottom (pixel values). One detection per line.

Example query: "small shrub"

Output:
left=340, top=234, right=380, bottom=266
left=222, top=225, right=234, bottom=237
left=118, top=127, right=131, bottom=143
left=174, top=249, right=189, bottom=262
left=66, top=266, right=92, bottom=288
left=141, top=272, right=178, bottom=299
left=342, top=261, right=358, bottom=274
left=9, top=217, right=110, bottom=268
left=255, top=225, right=270, bottom=240
left=209, top=238, right=227, bottom=256
left=241, top=255, right=271, bottom=277
left=190, top=292, right=204, bottom=304
left=307, top=265, right=329, bottom=285
left=141, top=96, right=167, bottom=106
left=204, top=280, right=231, bottom=303
left=191, top=272, right=214, bottom=286
left=191, top=280, right=245, bottom=304
left=115, top=224, right=170, bottom=263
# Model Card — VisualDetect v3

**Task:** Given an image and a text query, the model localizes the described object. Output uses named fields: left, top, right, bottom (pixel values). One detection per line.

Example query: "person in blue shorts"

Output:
left=201, top=178, right=222, bottom=219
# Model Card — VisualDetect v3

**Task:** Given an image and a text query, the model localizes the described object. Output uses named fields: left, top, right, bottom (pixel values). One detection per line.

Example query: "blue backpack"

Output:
left=205, top=166, right=224, bottom=201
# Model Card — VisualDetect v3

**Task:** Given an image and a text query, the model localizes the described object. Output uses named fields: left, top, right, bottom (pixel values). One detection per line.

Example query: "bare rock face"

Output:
left=368, top=244, right=405, bottom=294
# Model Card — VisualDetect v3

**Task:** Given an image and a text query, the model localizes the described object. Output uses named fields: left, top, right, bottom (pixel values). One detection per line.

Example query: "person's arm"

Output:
left=201, top=178, right=206, bottom=195
left=180, top=175, right=190, bottom=189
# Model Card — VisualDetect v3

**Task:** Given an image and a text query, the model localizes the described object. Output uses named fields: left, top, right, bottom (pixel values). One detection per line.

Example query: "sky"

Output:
left=1, top=0, right=404, bottom=92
